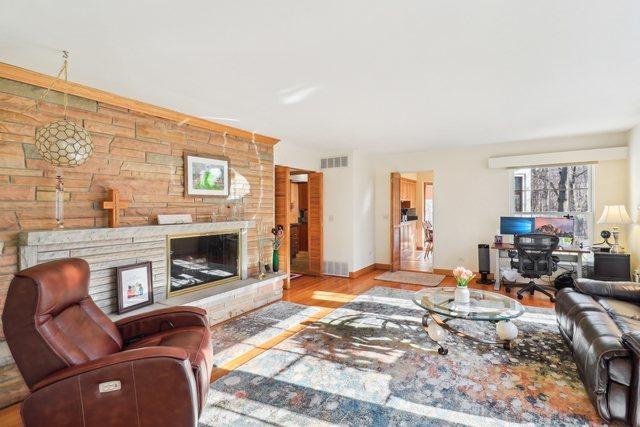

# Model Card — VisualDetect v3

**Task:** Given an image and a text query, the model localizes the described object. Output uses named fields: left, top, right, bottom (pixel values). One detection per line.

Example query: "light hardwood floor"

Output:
left=400, top=248, right=433, bottom=272
left=0, top=269, right=553, bottom=426
left=284, top=269, right=553, bottom=309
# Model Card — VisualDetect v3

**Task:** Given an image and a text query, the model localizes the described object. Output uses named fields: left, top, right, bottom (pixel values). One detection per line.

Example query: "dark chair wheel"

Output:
left=438, top=347, right=448, bottom=355
left=517, top=294, right=523, bottom=300
left=529, top=289, right=535, bottom=295
left=550, top=296, right=556, bottom=303
left=505, top=287, right=511, bottom=293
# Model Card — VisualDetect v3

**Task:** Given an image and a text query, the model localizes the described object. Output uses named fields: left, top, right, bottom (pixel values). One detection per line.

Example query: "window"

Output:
left=511, top=164, right=593, bottom=243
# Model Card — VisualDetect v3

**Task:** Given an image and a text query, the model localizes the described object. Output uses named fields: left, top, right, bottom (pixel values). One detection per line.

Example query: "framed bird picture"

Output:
left=116, top=261, right=154, bottom=314
left=184, top=153, right=230, bottom=197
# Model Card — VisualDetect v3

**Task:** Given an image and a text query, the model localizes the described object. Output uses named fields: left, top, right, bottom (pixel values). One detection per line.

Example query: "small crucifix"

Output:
left=100, top=189, right=128, bottom=228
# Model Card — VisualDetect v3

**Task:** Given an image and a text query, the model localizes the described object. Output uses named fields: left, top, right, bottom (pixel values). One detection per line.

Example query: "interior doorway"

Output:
left=389, top=171, right=434, bottom=272
left=289, top=172, right=310, bottom=274
left=274, top=166, right=323, bottom=287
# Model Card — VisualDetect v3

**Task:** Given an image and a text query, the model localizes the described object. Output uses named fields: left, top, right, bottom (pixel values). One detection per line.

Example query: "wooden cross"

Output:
left=100, top=189, right=128, bottom=228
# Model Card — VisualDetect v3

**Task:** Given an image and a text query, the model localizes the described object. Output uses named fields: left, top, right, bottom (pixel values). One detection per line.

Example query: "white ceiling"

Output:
left=2, top=1, right=640, bottom=153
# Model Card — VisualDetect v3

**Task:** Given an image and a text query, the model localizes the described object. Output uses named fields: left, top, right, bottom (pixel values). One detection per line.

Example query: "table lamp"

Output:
left=597, top=205, right=632, bottom=253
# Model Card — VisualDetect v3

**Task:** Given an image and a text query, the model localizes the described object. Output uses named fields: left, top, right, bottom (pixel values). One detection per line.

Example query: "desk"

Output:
left=491, top=243, right=590, bottom=291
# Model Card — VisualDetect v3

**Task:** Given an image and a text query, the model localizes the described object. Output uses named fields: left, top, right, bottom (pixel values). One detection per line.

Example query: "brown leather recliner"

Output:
left=556, top=278, right=640, bottom=426
left=2, top=258, right=213, bottom=427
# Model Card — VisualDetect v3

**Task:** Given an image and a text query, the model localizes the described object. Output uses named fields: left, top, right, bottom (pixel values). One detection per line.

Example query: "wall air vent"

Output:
left=323, top=261, right=349, bottom=277
left=320, top=156, right=348, bottom=169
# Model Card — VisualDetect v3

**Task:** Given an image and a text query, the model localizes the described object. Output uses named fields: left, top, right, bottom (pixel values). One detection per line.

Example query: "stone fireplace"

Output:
left=17, top=221, right=287, bottom=319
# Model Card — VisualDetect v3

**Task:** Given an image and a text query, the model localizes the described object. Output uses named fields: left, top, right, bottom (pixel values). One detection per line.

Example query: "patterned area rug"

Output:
left=375, top=270, right=445, bottom=286
left=201, top=287, right=602, bottom=426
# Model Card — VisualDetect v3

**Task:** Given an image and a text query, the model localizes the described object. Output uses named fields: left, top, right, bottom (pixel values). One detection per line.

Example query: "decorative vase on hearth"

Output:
left=272, top=249, right=280, bottom=273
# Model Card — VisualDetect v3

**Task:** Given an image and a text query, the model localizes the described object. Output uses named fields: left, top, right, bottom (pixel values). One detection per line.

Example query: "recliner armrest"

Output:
left=116, top=306, right=209, bottom=343
left=32, top=346, right=189, bottom=391
left=575, top=279, right=640, bottom=303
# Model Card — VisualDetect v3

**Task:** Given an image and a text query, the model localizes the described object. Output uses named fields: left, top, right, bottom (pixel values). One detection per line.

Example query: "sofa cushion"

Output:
left=125, top=325, right=213, bottom=411
left=595, top=297, right=640, bottom=335
left=555, top=288, right=606, bottom=341
left=575, top=279, right=640, bottom=303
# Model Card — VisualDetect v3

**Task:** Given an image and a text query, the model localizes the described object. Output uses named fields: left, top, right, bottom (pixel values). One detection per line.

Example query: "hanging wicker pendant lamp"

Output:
left=32, top=51, right=94, bottom=228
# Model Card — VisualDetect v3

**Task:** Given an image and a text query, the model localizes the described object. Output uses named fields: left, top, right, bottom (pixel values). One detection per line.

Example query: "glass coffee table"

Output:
left=412, top=287, right=525, bottom=355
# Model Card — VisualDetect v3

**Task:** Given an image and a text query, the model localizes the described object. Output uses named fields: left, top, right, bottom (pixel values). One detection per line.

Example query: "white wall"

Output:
left=596, top=158, right=629, bottom=249
left=321, top=150, right=376, bottom=272
left=628, top=125, right=640, bottom=268
left=274, top=143, right=376, bottom=273
left=273, top=141, right=321, bottom=171
left=372, top=131, right=629, bottom=272
left=352, top=151, right=375, bottom=271
left=322, top=160, right=355, bottom=271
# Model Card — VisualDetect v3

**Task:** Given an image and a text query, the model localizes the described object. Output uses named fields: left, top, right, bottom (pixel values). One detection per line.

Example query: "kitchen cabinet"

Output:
left=400, top=178, right=416, bottom=207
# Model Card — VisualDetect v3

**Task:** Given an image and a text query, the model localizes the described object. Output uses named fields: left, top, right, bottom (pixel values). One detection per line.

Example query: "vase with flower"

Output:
left=270, top=225, right=285, bottom=272
left=452, top=266, right=475, bottom=304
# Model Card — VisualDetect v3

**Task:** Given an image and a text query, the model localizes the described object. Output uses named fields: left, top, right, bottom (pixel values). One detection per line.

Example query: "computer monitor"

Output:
left=500, top=217, right=534, bottom=235
left=534, top=217, right=574, bottom=239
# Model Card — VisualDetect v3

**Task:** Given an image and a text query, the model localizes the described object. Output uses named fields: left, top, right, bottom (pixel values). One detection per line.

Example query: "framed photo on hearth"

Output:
left=116, top=261, right=154, bottom=314
left=184, top=153, right=230, bottom=197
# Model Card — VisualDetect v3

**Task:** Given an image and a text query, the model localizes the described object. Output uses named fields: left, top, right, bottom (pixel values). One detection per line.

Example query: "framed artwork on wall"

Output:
left=184, top=153, right=230, bottom=197
left=116, top=261, right=154, bottom=314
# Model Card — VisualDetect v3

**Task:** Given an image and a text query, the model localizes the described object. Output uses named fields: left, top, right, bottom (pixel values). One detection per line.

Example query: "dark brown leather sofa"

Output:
left=556, top=278, right=640, bottom=426
left=2, top=258, right=213, bottom=427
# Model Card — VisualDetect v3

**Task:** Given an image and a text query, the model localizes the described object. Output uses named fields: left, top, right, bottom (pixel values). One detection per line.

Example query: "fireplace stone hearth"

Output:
left=17, top=221, right=285, bottom=320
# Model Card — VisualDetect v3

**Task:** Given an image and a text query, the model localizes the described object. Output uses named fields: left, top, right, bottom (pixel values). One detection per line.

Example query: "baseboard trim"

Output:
left=373, top=263, right=391, bottom=271
left=349, top=264, right=376, bottom=278
left=433, top=268, right=495, bottom=280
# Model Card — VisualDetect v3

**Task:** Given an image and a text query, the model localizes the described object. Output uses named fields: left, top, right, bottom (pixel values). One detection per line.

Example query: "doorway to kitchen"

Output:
left=390, top=171, right=434, bottom=272
left=274, top=166, right=323, bottom=288
left=289, top=171, right=311, bottom=275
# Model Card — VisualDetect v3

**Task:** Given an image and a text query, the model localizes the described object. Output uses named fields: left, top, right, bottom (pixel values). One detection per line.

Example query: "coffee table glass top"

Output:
left=412, top=287, right=525, bottom=321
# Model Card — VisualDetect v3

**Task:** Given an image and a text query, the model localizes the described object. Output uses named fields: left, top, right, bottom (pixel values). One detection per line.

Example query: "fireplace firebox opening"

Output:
left=167, top=230, right=241, bottom=297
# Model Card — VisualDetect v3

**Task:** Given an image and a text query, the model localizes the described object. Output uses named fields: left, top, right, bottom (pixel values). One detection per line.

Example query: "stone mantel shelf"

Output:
left=18, top=220, right=256, bottom=246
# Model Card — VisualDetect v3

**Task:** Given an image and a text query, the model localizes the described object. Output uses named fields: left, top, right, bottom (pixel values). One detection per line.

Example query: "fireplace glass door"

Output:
left=168, top=231, right=240, bottom=296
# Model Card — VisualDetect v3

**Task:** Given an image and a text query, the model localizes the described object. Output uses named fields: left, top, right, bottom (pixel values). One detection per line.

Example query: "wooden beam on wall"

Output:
left=488, top=146, right=628, bottom=169
left=0, top=62, right=280, bottom=146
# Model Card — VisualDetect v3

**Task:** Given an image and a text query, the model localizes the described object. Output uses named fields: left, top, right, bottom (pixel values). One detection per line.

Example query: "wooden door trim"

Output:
left=307, top=172, right=324, bottom=277
left=390, top=172, right=401, bottom=272
left=275, top=166, right=291, bottom=288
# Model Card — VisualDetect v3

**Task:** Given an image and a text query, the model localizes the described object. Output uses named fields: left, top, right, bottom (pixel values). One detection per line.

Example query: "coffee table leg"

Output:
left=496, top=320, right=518, bottom=349
left=422, top=313, right=448, bottom=355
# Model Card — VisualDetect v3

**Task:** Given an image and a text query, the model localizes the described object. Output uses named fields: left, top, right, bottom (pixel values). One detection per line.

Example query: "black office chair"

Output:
left=506, top=233, right=559, bottom=302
